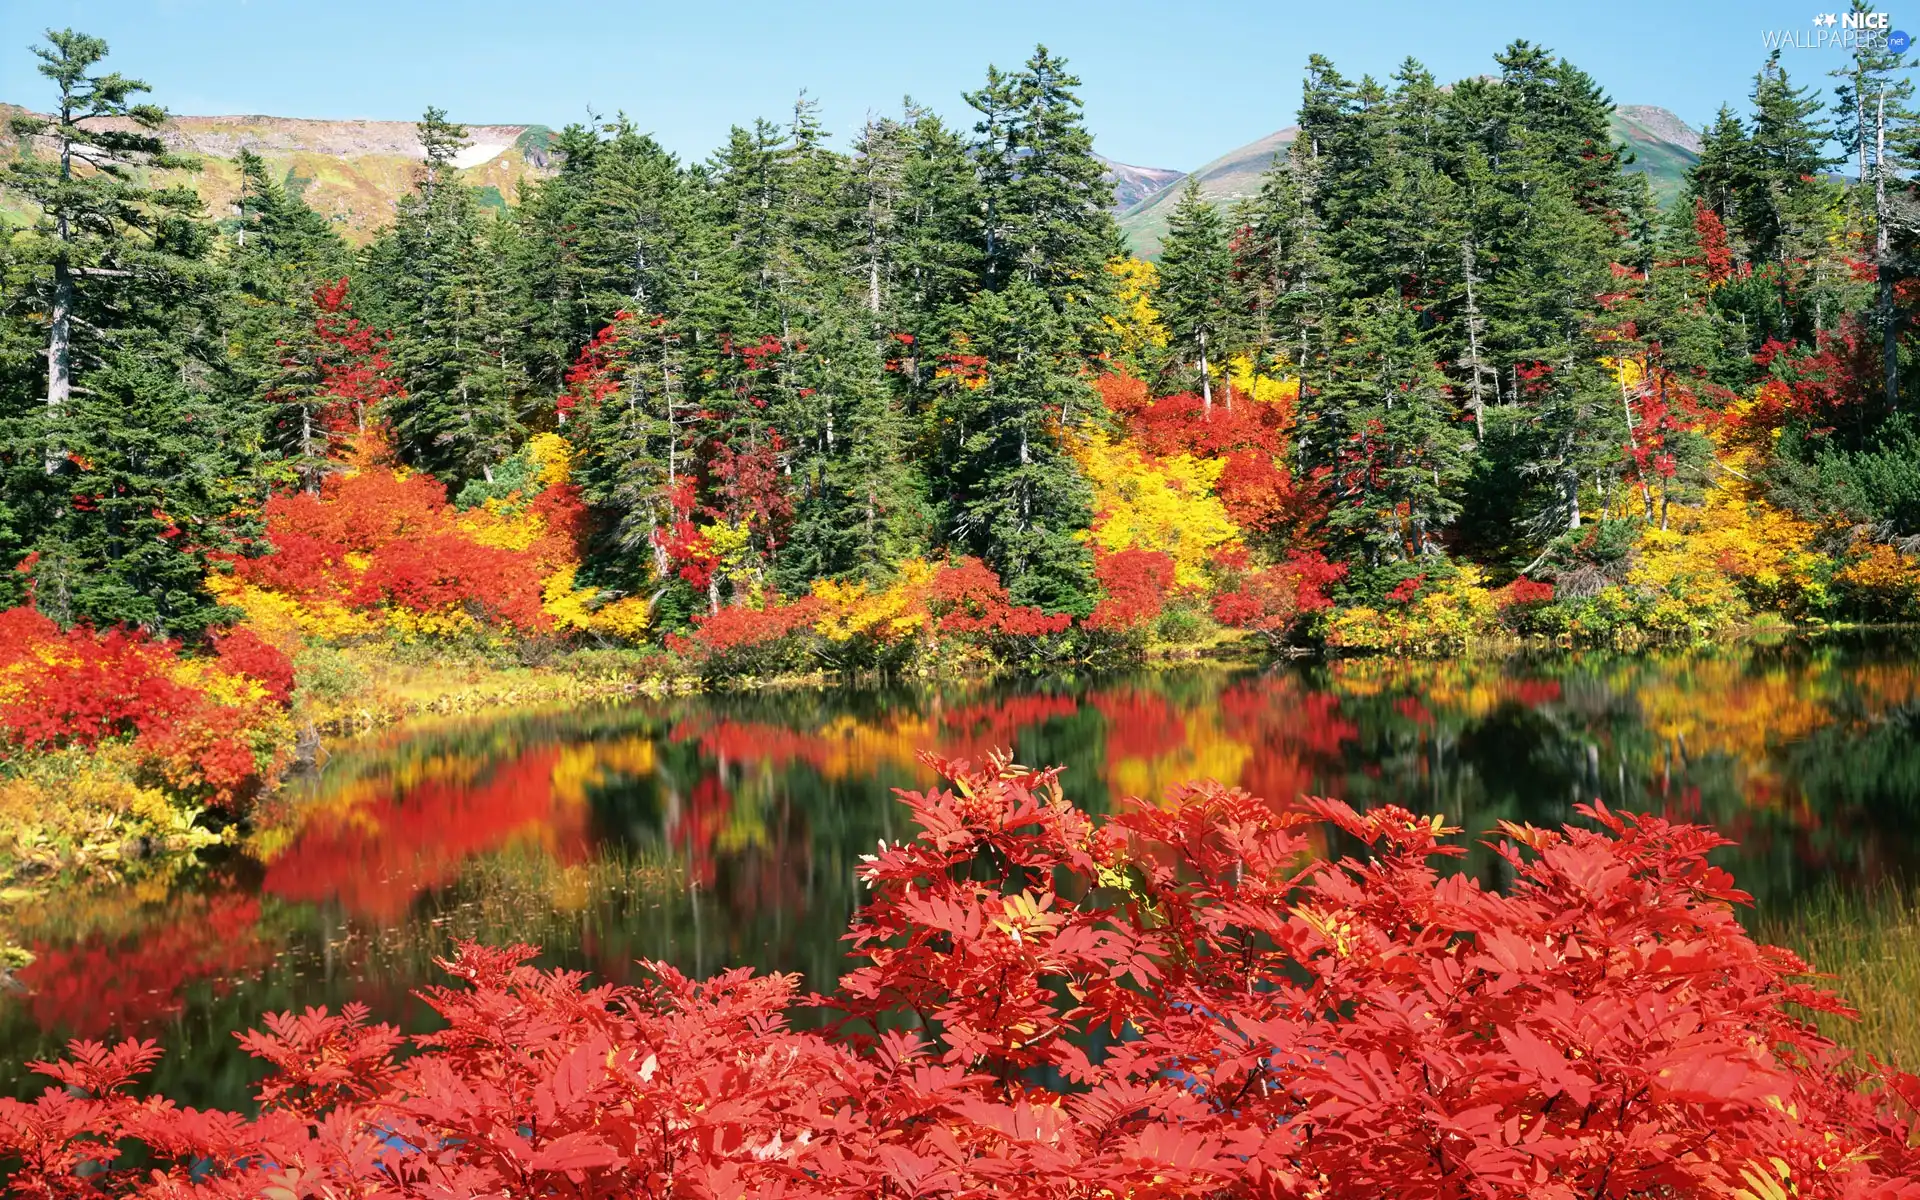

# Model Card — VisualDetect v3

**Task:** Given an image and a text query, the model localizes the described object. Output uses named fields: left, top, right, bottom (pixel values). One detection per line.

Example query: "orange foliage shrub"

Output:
left=225, top=457, right=589, bottom=638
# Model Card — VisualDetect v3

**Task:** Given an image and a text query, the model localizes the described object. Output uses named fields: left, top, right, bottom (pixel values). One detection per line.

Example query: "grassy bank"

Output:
left=1761, top=886, right=1920, bottom=1070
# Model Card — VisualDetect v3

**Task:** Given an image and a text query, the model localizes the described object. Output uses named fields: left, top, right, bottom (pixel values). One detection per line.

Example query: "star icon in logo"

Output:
left=1825, top=12, right=1840, bottom=25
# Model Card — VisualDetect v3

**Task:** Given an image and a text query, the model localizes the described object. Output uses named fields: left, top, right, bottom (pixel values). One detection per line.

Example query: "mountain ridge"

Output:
left=1115, top=105, right=1704, bottom=258
left=1, top=105, right=1700, bottom=256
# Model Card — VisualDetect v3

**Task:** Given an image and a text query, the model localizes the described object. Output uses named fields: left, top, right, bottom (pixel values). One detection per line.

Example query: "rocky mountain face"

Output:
left=1095, top=154, right=1185, bottom=212
left=0, top=108, right=552, bottom=243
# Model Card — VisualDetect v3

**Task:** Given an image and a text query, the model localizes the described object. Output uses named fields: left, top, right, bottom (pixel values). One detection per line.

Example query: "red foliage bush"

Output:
left=350, top=532, right=548, bottom=630
left=6, top=755, right=1917, bottom=1198
left=231, top=464, right=585, bottom=635
left=0, top=623, right=195, bottom=752
left=1087, top=548, right=1177, bottom=631
left=1747, top=317, right=1883, bottom=432
left=929, top=556, right=1073, bottom=638
left=1386, top=573, right=1428, bottom=604
left=0, top=608, right=290, bottom=806
left=1693, top=200, right=1734, bottom=287
left=1096, top=371, right=1321, bottom=540
left=230, top=471, right=453, bottom=602
left=1496, top=575, right=1557, bottom=608
left=211, top=626, right=297, bottom=704
left=307, top=277, right=405, bottom=428
left=667, top=596, right=824, bottom=674
left=1211, top=551, right=1347, bottom=643
left=1097, top=376, right=1291, bottom=462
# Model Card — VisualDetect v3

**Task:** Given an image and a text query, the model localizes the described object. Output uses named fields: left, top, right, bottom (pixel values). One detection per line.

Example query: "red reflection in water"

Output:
left=1088, top=688, right=1186, bottom=767
left=264, top=747, right=587, bottom=922
left=1220, top=677, right=1358, bottom=807
left=18, top=894, right=271, bottom=1037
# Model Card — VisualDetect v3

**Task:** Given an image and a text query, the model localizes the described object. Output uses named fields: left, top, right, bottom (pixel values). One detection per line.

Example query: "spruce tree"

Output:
left=1155, top=177, right=1234, bottom=410
left=2, top=29, right=252, bottom=635
left=1743, top=52, right=1838, bottom=266
left=1309, top=298, right=1468, bottom=567
left=889, top=105, right=982, bottom=388
left=1230, top=133, right=1336, bottom=388
left=966, top=48, right=1120, bottom=356
left=368, top=108, right=527, bottom=486
left=1691, top=106, right=1754, bottom=236
left=1833, top=12, right=1914, bottom=409
left=936, top=280, right=1097, bottom=615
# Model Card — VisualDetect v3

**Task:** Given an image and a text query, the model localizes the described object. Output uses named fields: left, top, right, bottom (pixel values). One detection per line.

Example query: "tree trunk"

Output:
left=1877, top=90, right=1899, bottom=410
left=45, top=114, right=75, bottom=474
left=1198, top=333, right=1212, bottom=415
left=1619, top=370, right=1653, bottom=521
left=45, top=257, right=72, bottom=473
left=302, top=406, right=317, bottom=494
left=1462, top=237, right=1486, bottom=440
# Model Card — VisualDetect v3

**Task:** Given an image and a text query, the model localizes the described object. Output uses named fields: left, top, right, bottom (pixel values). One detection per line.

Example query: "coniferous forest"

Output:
left=4, top=28, right=1919, bottom=670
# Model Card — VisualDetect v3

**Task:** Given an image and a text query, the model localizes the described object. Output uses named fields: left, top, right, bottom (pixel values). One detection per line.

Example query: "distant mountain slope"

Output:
left=1096, top=154, right=1184, bottom=212
left=1, top=103, right=1697, bottom=255
left=1117, top=127, right=1297, bottom=259
left=1610, top=106, right=1701, bottom=208
left=0, top=107, right=553, bottom=243
left=1118, top=106, right=1702, bottom=259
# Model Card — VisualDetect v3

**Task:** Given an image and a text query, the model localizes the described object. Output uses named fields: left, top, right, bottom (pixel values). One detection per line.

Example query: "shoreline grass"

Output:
left=1760, top=884, right=1920, bottom=1069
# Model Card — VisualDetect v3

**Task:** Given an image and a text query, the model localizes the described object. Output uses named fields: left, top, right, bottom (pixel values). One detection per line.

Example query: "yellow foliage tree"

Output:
left=1103, top=257, right=1169, bottom=376
left=1225, top=354, right=1301, bottom=408
left=1072, top=431, right=1243, bottom=588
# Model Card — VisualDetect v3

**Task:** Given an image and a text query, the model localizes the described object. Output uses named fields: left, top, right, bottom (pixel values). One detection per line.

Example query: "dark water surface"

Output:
left=6, top=634, right=1919, bottom=1106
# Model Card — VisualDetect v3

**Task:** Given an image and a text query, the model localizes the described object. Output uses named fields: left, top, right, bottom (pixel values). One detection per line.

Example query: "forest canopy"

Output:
left=4, top=23, right=1920, bottom=661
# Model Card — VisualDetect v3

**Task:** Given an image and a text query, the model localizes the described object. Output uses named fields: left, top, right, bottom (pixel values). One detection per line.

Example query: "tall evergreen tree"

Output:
left=366, top=108, right=527, bottom=486
left=6, top=29, right=197, bottom=459
left=1155, top=178, right=1234, bottom=410
left=1309, top=298, right=1470, bottom=567
left=1743, top=52, right=1838, bottom=266
left=1833, top=11, right=1915, bottom=409
left=967, top=48, right=1120, bottom=356
left=2, top=29, right=252, bottom=635
left=935, top=280, right=1097, bottom=614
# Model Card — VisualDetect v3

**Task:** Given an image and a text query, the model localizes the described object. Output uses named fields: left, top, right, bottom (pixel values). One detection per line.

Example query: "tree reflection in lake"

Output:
left=6, top=632, right=1918, bottom=1108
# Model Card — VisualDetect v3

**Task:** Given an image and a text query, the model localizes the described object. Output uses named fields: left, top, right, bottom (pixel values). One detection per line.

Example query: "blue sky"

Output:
left=0, top=0, right=1905, bottom=169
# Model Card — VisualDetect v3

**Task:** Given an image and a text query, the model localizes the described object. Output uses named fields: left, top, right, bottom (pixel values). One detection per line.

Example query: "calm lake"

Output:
left=6, top=633, right=1919, bottom=1106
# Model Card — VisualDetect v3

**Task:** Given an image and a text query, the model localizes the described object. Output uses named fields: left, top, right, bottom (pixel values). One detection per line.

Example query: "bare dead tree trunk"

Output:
left=1877, top=90, right=1899, bottom=410
left=1462, top=237, right=1488, bottom=440
left=45, top=109, right=75, bottom=474
left=1198, top=332, right=1212, bottom=415
left=1619, top=368, right=1653, bottom=521
left=302, top=406, right=317, bottom=494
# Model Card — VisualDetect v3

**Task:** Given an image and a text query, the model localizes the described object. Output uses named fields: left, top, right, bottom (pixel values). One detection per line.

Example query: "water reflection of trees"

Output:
left=7, top=639, right=1919, bottom=1110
